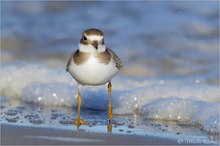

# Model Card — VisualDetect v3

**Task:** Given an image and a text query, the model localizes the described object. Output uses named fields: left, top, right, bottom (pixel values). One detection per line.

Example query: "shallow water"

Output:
left=1, top=1, right=219, bottom=144
left=1, top=96, right=219, bottom=144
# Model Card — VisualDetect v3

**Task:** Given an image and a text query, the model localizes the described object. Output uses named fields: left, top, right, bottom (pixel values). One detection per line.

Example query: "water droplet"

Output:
left=134, top=97, right=137, bottom=101
left=38, top=96, right=42, bottom=101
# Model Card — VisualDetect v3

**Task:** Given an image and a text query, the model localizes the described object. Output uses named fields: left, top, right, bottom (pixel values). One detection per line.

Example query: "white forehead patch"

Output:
left=87, top=35, right=103, bottom=41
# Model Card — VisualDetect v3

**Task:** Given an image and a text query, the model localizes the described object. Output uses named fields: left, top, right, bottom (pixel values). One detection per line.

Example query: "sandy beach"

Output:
left=1, top=124, right=180, bottom=145
left=2, top=123, right=219, bottom=145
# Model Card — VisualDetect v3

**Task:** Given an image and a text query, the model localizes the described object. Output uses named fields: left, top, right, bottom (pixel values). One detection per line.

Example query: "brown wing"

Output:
left=66, top=50, right=91, bottom=72
left=95, top=50, right=111, bottom=65
left=66, top=51, right=76, bottom=72
left=107, top=48, right=123, bottom=70
left=73, top=50, right=90, bottom=65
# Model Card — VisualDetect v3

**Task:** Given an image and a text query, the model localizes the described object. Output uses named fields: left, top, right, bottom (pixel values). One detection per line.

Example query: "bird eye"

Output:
left=82, top=36, right=87, bottom=41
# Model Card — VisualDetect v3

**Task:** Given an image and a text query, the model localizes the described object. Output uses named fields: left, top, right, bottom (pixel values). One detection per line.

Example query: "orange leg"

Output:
left=73, top=86, right=88, bottom=129
left=107, top=81, right=112, bottom=132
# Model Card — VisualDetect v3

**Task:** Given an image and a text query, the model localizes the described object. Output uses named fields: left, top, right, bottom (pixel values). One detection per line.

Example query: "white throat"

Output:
left=79, top=44, right=106, bottom=53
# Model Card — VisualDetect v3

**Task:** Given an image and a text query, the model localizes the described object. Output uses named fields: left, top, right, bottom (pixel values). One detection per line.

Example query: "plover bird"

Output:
left=66, top=28, right=123, bottom=130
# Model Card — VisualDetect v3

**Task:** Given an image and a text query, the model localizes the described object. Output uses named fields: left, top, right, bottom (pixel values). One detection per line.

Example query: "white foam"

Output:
left=1, top=63, right=75, bottom=98
left=139, top=97, right=219, bottom=134
left=1, top=63, right=219, bottom=134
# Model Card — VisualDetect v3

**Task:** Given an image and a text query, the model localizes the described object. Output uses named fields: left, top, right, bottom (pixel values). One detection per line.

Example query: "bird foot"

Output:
left=73, top=118, right=88, bottom=128
left=107, top=124, right=112, bottom=133
left=108, top=119, right=112, bottom=124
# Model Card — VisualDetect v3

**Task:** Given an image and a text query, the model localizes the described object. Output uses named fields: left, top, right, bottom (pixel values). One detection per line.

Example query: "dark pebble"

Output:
left=128, top=124, right=134, bottom=128
left=5, top=110, right=18, bottom=116
left=50, top=116, right=58, bottom=120
left=6, top=118, right=17, bottom=123
left=59, top=120, right=72, bottom=125
left=29, top=119, right=44, bottom=125
left=119, top=129, right=124, bottom=132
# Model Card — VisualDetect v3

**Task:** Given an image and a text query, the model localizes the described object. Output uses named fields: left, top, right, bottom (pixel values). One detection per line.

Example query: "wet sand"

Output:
left=1, top=96, right=219, bottom=145
left=1, top=123, right=179, bottom=145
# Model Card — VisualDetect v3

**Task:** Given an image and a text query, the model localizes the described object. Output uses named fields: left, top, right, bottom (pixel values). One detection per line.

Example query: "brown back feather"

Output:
left=107, top=48, right=123, bottom=70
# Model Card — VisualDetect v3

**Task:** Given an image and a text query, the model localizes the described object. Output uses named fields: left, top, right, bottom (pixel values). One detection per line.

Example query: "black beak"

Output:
left=92, top=41, right=98, bottom=49
left=94, top=44, right=98, bottom=49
